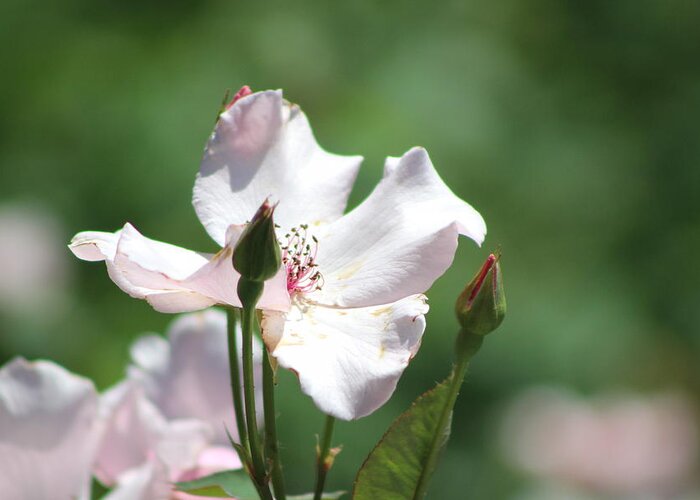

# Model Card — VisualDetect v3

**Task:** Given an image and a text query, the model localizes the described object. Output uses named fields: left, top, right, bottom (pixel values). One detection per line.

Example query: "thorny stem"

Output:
left=313, top=415, right=336, bottom=500
left=412, top=331, right=483, bottom=499
left=226, top=308, right=249, bottom=458
left=239, top=280, right=273, bottom=500
left=263, top=346, right=287, bottom=500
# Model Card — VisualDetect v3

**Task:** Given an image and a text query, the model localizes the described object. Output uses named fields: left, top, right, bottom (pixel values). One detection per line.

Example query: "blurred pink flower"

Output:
left=0, top=204, right=68, bottom=312
left=97, top=310, right=253, bottom=499
left=70, top=88, right=486, bottom=420
left=0, top=358, right=101, bottom=500
left=98, top=383, right=239, bottom=500
left=127, top=309, right=261, bottom=445
left=501, top=387, right=699, bottom=496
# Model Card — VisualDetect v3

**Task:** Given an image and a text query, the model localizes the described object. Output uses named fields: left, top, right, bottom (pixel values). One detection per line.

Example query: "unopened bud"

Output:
left=232, top=199, right=281, bottom=283
left=455, top=253, right=506, bottom=336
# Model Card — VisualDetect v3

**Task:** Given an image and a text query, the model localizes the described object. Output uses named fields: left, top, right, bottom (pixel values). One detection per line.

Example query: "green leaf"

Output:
left=352, top=377, right=454, bottom=500
left=175, top=469, right=258, bottom=499
left=288, top=492, right=346, bottom=500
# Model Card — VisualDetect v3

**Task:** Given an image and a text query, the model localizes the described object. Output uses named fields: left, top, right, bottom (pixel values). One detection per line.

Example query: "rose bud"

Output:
left=455, top=252, right=506, bottom=336
left=233, top=199, right=281, bottom=284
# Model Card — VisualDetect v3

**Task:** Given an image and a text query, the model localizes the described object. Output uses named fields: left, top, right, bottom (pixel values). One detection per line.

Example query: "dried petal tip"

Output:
left=225, top=85, right=253, bottom=110
left=455, top=252, right=506, bottom=336
left=232, top=198, right=281, bottom=283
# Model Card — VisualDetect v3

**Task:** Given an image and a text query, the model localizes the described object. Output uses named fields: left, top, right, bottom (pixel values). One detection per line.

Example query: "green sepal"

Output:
left=352, top=377, right=453, bottom=500
left=174, top=469, right=258, bottom=499
left=232, top=200, right=281, bottom=283
left=215, top=88, right=232, bottom=122
left=237, top=278, right=264, bottom=310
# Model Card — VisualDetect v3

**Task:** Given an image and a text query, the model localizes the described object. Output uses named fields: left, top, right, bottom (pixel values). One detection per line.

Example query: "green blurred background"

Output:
left=2, top=0, right=699, bottom=498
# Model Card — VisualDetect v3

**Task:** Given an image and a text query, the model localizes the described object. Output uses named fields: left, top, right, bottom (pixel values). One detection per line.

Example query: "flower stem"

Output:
left=263, top=348, right=287, bottom=500
left=239, top=279, right=273, bottom=500
left=313, top=415, right=336, bottom=500
left=412, top=331, right=483, bottom=499
left=226, top=308, right=249, bottom=456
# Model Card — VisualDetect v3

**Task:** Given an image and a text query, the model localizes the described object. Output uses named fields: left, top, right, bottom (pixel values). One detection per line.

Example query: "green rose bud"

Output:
left=455, top=253, right=506, bottom=336
left=232, top=199, right=281, bottom=284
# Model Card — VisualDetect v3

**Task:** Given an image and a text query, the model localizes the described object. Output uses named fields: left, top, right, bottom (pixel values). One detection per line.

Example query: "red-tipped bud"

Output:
left=455, top=253, right=506, bottom=336
left=226, top=85, right=253, bottom=110
left=232, top=199, right=281, bottom=284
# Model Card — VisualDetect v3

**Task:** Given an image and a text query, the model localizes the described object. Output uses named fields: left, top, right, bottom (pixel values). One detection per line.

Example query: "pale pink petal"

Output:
left=174, top=447, right=242, bottom=500
left=69, top=230, right=120, bottom=261
left=95, top=382, right=168, bottom=485
left=0, top=205, right=69, bottom=311
left=193, top=89, right=363, bottom=246
left=70, top=231, right=152, bottom=311
left=114, top=223, right=211, bottom=283
left=194, top=446, right=241, bottom=474
left=310, top=147, right=486, bottom=308
left=104, top=461, right=171, bottom=500
left=155, top=419, right=212, bottom=476
left=98, top=382, right=226, bottom=499
left=0, top=358, right=100, bottom=500
left=126, top=432, right=237, bottom=500
left=145, top=291, right=220, bottom=314
left=172, top=446, right=242, bottom=500
left=128, top=310, right=263, bottom=445
left=69, top=223, right=289, bottom=313
left=69, top=224, right=214, bottom=312
left=261, top=295, right=428, bottom=420
left=501, top=388, right=699, bottom=495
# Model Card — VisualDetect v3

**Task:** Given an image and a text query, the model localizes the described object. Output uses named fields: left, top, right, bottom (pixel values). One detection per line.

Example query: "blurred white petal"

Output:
left=0, top=358, right=100, bottom=500
left=0, top=204, right=69, bottom=312
left=127, top=309, right=262, bottom=444
left=95, top=382, right=168, bottom=485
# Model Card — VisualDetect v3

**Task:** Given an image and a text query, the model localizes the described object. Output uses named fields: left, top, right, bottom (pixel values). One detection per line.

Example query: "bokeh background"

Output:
left=2, top=0, right=700, bottom=498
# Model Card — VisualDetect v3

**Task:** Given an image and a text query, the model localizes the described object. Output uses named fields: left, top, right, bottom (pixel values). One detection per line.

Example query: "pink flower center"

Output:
left=280, top=225, right=324, bottom=295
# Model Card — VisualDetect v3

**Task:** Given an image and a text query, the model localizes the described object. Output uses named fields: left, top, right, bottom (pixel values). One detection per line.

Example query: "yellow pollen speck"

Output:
left=212, top=246, right=232, bottom=261
left=371, top=306, right=393, bottom=317
left=378, top=344, right=386, bottom=359
left=278, top=338, right=305, bottom=347
left=335, top=260, right=363, bottom=280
